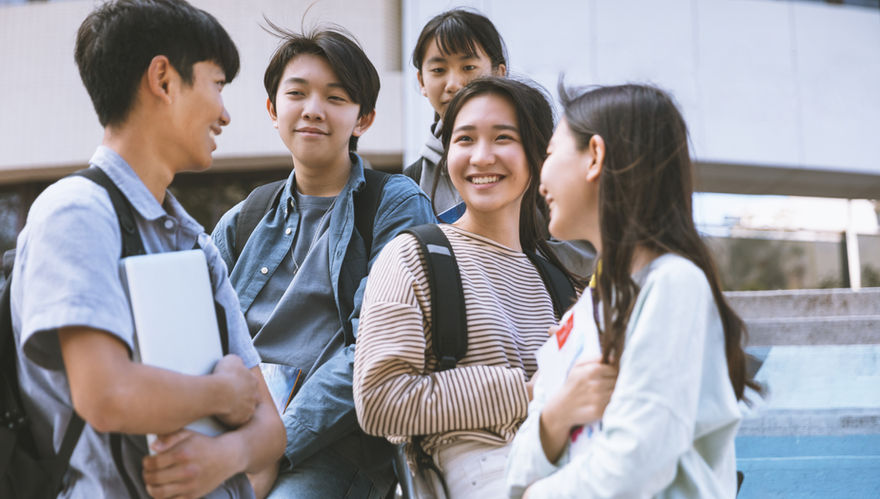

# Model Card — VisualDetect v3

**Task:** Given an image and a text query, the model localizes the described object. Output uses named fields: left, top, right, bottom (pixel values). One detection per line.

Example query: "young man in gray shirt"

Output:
left=11, top=1, right=284, bottom=497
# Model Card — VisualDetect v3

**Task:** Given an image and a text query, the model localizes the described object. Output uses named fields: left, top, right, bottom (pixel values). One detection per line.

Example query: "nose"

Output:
left=219, top=107, right=231, bottom=127
left=470, top=140, right=495, bottom=167
left=445, top=72, right=465, bottom=94
left=302, top=95, right=324, bottom=121
left=539, top=183, right=548, bottom=197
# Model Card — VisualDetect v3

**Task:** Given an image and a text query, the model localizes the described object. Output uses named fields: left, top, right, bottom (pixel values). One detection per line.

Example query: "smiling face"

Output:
left=169, top=61, right=230, bottom=171
left=540, top=118, right=598, bottom=242
left=446, top=93, right=530, bottom=222
left=268, top=53, right=371, bottom=170
left=417, top=40, right=505, bottom=118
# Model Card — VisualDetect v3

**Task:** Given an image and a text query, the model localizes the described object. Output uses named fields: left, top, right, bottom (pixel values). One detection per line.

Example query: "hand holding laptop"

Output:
left=212, top=355, right=259, bottom=427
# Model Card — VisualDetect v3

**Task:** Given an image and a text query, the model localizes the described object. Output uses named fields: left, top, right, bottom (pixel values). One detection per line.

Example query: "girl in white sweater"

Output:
left=507, top=84, right=759, bottom=498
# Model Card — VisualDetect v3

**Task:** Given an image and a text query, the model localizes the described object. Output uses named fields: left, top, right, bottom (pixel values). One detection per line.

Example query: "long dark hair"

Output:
left=439, top=77, right=572, bottom=281
left=560, top=83, right=758, bottom=400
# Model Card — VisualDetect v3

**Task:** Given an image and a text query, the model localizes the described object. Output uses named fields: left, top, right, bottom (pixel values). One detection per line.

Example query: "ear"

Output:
left=266, top=97, right=278, bottom=128
left=352, top=109, right=376, bottom=137
left=145, top=55, right=173, bottom=103
left=417, top=71, right=428, bottom=98
left=494, top=63, right=507, bottom=77
left=586, top=135, right=605, bottom=183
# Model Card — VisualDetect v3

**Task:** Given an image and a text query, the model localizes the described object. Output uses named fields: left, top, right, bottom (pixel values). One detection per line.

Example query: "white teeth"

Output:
left=471, top=175, right=500, bottom=185
left=209, top=130, right=217, bottom=138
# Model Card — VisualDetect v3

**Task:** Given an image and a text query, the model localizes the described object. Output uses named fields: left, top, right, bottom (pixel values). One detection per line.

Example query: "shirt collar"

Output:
left=88, top=146, right=203, bottom=233
left=280, top=153, right=367, bottom=216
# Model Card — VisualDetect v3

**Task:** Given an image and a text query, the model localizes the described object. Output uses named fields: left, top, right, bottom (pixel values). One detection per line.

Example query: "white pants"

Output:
left=412, top=440, right=511, bottom=498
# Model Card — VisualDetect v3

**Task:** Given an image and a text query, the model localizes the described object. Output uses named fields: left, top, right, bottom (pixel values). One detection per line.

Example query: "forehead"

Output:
left=423, top=38, right=490, bottom=63
left=192, top=60, right=225, bottom=79
left=280, top=53, right=341, bottom=84
left=454, top=93, right=517, bottom=126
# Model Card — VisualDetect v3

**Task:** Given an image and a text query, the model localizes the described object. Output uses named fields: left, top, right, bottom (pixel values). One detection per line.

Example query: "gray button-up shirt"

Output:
left=11, top=146, right=259, bottom=498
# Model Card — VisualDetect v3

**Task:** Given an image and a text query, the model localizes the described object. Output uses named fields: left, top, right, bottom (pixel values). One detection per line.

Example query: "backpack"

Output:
left=233, top=168, right=390, bottom=261
left=404, top=224, right=577, bottom=371
left=0, top=166, right=145, bottom=499
left=394, top=223, right=577, bottom=498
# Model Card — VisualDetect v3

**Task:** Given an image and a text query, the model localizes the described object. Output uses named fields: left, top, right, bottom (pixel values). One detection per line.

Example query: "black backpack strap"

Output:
left=233, top=180, right=285, bottom=262
left=354, top=168, right=390, bottom=256
left=525, top=251, right=576, bottom=320
left=402, top=224, right=467, bottom=371
left=73, top=167, right=146, bottom=257
left=110, top=433, right=140, bottom=498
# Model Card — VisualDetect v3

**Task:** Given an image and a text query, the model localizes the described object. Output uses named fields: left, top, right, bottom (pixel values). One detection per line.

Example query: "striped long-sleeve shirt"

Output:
left=353, top=224, right=561, bottom=455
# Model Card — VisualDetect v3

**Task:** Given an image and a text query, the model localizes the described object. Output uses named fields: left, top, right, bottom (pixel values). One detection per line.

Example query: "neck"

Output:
left=454, top=206, right=522, bottom=252
left=102, top=126, right=174, bottom=205
left=293, top=153, right=352, bottom=197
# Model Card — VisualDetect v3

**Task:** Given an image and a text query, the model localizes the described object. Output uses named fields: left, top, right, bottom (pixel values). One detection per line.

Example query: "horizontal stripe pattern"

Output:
left=354, top=225, right=558, bottom=454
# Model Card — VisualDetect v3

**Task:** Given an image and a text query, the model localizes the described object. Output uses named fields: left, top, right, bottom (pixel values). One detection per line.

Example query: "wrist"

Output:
left=217, top=430, right=249, bottom=475
left=541, top=395, right=570, bottom=439
left=207, top=372, right=233, bottom=420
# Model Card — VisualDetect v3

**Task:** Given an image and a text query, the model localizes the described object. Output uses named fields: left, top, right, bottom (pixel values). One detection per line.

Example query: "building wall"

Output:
left=1, top=0, right=879, bottom=197
left=403, top=0, right=880, bottom=198
left=0, top=0, right=404, bottom=183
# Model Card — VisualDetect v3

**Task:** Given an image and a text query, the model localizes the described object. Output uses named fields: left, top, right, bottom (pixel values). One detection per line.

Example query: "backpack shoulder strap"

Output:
left=233, top=180, right=285, bottom=262
left=73, top=166, right=146, bottom=258
left=401, top=224, right=467, bottom=371
left=354, top=168, right=390, bottom=256
left=402, top=157, right=423, bottom=185
left=525, top=251, right=577, bottom=320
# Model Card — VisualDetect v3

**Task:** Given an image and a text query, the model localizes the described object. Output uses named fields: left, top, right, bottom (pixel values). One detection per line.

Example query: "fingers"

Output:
left=151, top=429, right=194, bottom=454
left=145, top=479, right=198, bottom=499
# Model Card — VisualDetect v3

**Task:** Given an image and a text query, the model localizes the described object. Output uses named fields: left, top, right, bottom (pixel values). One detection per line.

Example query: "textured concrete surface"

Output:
left=736, top=344, right=880, bottom=497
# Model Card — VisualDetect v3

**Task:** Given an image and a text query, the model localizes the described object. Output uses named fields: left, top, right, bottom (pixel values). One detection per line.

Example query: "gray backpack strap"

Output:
left=354, top=168, right=390, bottom=256
left=233, top=180, right=285, bottom=262
left=402, top=157, right=423, bottom=185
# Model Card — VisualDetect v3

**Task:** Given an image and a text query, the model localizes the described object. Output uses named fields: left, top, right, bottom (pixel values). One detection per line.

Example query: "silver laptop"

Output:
left=119, top=249, right=225, bottom=442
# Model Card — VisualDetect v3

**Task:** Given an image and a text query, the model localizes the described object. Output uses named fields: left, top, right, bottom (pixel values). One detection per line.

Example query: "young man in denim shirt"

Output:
left=211, top=27, right=435, bottom=498
left=11, top=1, right=284, bottom=498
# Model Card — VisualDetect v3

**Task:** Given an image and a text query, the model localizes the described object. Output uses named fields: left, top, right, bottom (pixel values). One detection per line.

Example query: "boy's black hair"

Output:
left=75, top=0, right=240, bottom=128
left=412, top=8, right=507, bottom=72
left=263, top=22, right=380, bottom=152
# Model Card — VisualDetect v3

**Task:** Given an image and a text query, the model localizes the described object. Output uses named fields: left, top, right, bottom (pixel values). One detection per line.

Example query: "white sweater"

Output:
left=507, top=253, right=742, bottom=498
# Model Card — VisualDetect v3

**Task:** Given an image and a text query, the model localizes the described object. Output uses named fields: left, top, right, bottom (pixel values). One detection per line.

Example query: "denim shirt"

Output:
left=212, top=154, right=435, bottom=470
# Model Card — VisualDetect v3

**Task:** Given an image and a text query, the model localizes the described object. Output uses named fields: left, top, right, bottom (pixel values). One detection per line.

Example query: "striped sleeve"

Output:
left=353, top=232, right=530, bottom=438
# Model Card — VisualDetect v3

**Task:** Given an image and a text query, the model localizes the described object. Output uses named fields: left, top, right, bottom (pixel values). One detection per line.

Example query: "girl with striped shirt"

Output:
left=353, top=78, right=614, bottom=498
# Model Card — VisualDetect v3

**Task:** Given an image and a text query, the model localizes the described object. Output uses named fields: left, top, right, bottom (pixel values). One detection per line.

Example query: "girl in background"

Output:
left=507, top=84, right=758, bottom=498
left=404, top=8, right=507, bottom=219
left=354, top=78, right=602, bottom=498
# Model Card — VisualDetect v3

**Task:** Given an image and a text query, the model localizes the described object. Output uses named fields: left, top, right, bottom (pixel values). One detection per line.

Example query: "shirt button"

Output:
left=285, top=227, right=292, bottom=235
left=164, top=219, right=174, bottom=230
left=260, top=267, right=268, bottom=275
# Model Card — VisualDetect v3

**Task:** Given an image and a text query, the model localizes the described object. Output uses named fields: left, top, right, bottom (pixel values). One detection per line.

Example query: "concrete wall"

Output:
left=403, top=0, right=880, bottom=198
left=1, top=0, right=879, bottom=197
left=0, top=0, right=403, bottom=183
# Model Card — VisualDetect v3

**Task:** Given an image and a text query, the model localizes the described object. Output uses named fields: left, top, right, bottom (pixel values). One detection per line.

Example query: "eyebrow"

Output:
left=453, top=124, right=519, bottom=133
left=281, top=77, right=347, bottom=90
left=426, top=53, right=480, bottom=65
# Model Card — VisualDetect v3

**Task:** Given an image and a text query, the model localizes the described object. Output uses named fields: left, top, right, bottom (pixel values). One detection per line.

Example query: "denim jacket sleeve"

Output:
left=280, top=176, right=436, bottom=467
